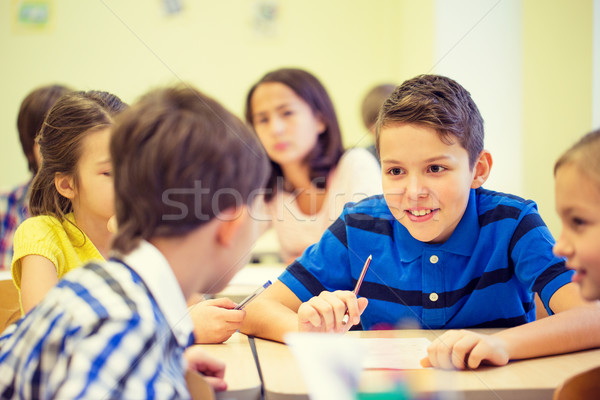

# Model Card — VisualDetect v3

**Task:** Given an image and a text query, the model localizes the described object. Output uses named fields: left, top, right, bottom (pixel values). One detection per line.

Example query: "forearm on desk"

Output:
left=240, top=298, right=298, bottom=343
left=495, top=304, right=600, bottom=360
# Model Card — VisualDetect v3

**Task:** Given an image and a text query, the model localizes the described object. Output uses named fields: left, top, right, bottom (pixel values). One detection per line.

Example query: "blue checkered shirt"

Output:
left=0, top=241, right=195, bottom=399
left=0, top=181, right=30, bottom=271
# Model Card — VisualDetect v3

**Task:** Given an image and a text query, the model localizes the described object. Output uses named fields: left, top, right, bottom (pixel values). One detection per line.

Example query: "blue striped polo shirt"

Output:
left=279, top=188, right=572, bottom=330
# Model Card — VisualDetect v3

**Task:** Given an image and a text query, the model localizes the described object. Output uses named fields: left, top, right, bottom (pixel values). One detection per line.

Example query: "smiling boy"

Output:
left=241, top=74, right=600, bottom=370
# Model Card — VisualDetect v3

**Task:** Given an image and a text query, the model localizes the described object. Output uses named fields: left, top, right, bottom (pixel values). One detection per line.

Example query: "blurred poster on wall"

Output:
left=162, top=0, right=183, bottom=16
left=250, top=0, right=279, bottom=38
left=11, top=0, right=54, bottom=33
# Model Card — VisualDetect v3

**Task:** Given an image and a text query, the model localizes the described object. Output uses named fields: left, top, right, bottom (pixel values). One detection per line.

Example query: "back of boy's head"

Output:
left=361, top=83, right=396, bottom=130
left=29, top=90, right=127, bottom=219
left=376, top=74, right=484, bottom=168
left=554, top=128, right=600, bottom=185
left=110, top=85, right=270, bottom=255
left=17, top=84, right=73, bottom=175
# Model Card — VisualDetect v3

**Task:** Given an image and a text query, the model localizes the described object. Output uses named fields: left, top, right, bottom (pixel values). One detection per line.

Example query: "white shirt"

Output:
left=266, top=148, right=382, bottom=261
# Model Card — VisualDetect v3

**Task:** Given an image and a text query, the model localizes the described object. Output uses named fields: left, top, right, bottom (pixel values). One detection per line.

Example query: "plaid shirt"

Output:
left=0, top=181, right=30, bottom=271
left=0, top=241, right=195, bottom=399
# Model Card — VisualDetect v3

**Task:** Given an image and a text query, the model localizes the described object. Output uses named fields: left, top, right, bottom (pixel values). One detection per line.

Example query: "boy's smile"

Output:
left=379, top=123, right=490, bottom=243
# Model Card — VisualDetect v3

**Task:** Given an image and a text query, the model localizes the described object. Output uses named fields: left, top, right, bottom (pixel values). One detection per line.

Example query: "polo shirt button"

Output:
left=429, top=255, right=439, bottom=264
left=429, top=292, right=439, bottom=302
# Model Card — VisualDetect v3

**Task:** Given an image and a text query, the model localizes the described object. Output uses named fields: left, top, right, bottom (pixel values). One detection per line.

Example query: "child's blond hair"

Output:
left=554, top=128, right=600, bottom=185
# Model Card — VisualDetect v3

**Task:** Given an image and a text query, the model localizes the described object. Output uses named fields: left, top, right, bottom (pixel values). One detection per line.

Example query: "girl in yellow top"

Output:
left=11, top=91, right=127, bottom=314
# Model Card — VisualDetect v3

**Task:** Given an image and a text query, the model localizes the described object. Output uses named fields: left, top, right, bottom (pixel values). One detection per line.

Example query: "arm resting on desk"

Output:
left=239, top=280, right=367, bottom=342
left=239, top=280, right=301, bottom=342
left=497, top=283, right=600, bottom=360
left=423, top=283, right=600, bottom=370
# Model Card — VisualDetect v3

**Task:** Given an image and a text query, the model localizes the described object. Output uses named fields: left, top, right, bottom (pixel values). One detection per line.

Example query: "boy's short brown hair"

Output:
left=554, top=128, right=600, bottom=186
left=376, top=74, right=484, bottom=168
left=110, top=85, right=270, bottom=254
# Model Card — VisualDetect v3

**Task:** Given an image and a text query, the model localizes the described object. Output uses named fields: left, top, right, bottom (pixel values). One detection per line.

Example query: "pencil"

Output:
left=342, top=255, right=372, bottom=325
left=234, top=280, right=272, bottom=310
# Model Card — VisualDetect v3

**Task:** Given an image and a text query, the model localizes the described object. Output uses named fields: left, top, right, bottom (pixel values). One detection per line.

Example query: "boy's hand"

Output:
left=184, top=346, right=227, bottom=392
left=297, top=290, right=368, bottom=333
left=420, top=329, right=509, bottom=370
left=188, top=297, right=245, bottom=344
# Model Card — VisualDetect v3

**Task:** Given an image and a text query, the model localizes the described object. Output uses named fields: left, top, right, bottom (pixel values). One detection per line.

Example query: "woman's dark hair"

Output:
left=245, top=68, right=344, bottom=201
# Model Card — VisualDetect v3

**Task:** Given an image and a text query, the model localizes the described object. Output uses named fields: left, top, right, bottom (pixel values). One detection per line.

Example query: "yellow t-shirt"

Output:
left=11, top=213, right=104, bottom=295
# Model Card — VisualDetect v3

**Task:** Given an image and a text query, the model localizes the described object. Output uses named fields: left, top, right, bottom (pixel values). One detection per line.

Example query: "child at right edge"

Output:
left=553, top=128, right=600, bottom=301
left=240, top=74, right=600, bottom=370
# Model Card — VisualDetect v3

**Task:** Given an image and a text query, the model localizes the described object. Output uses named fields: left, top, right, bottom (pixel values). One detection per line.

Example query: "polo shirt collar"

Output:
left=394, top=189, right=479, bottom=261
left=122, top=240, right=193, bottom=348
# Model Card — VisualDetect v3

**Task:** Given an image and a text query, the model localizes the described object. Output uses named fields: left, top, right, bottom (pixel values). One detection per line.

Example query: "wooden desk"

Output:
left=254, top=329, right=600, bottom=400
left=196, top=332, right=261, bottom=400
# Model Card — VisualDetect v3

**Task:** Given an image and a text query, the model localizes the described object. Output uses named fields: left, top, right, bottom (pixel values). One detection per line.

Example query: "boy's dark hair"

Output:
left=29, top=91, right=127, bottom=221
left=111, top=86, right=270, bottom=254
left=17, top=84, right=73, bottom=174
left=554, top=128, right=600, bottom=185
left=376, top=74, right=484, bottom=168
left=245, top=68, right=344, bottom=201
left=361, top=83, right=396, bottom=130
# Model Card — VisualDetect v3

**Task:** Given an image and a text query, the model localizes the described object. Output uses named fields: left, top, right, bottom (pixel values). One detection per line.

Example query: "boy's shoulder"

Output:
left=0, top=260, right=179, bottom=400
left=51, top=260, right=157, bottom=324
left=475, top=187, right=536, bottom=215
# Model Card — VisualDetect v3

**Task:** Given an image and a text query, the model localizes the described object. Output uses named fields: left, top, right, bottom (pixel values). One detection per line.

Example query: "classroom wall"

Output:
left=1, top=0, right=596, bottom=237
left=522, top=0, right=595, bottom=235
left=433, top=0, right=523, bottom=197
left=0, top=0, right=433, bottom=191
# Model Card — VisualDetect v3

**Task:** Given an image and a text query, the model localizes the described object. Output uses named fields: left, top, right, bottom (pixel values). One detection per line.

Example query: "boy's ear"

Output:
left=55, top=173, right=76, bottom=200
left=216, top=206, right=248, bottom=247
left=471, top=150, right=493, bottom=189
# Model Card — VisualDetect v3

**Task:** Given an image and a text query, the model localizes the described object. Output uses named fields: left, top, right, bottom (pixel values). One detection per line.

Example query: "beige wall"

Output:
left=1, top=0, right=596, bottom=237
left=0, top=0, right=433, bottom=190
left=523, top=0, right=594, bottom=235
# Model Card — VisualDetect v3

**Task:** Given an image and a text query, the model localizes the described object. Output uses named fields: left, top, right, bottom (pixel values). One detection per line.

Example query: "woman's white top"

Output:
left=264, top=147, right=382, bottom=262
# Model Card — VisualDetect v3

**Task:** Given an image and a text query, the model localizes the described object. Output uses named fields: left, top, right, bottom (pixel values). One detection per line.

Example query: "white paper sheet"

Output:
left=285, top=333, right=366, bottom=400
left=361, top=337, right=431, bottom=370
